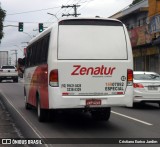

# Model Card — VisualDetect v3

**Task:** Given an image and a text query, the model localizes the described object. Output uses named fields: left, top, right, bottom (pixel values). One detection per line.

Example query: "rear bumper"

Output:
left=0, top=76, right=18, bottom=80
left=134, top=90, right=160, bottom=102
left=48, top=86, right=133, bottom=109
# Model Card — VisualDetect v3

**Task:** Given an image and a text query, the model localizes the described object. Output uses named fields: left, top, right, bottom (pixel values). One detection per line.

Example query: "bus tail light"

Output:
left=127, top=69, right=133, bottom=86
left=49, top=69, right=59, bottom=87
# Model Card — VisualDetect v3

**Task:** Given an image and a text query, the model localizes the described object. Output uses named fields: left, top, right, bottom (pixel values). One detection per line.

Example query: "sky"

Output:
left=0, top=0, right=133, bottom=65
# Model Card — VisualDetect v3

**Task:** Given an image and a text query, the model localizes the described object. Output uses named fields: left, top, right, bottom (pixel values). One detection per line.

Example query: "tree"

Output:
left=0, top=4, right=6, bottom=43
left=132, top=0, right=143, bottom=5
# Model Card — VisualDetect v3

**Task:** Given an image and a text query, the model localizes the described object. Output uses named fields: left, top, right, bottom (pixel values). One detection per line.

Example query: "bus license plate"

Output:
left=86, top=99, right=101, bottom=106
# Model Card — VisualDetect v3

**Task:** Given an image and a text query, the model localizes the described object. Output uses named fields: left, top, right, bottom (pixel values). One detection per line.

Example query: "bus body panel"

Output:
left=48, top=86, right=133, bottom=109
left=24, top=64, right=49, bottom=109
left=58, top=61, right=129, bottom=96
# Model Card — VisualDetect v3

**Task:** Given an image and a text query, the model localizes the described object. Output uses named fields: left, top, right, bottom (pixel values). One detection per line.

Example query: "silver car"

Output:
left=133, top=71, right=160, bottom=107
left=0, top=65, right=18, bottom=83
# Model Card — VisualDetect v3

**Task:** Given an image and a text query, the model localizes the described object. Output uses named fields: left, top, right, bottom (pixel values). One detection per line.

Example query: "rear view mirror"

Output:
left=18, top=58, right=25, bottom=73
left=18, top=58, right=25, bottom=66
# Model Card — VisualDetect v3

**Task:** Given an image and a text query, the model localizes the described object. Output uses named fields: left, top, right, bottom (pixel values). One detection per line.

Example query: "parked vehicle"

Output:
left=19, top=18, right=133, bottom=122
left=0, top=65, right=18, bottom=83
left=133, top=71, right=160, bottom=107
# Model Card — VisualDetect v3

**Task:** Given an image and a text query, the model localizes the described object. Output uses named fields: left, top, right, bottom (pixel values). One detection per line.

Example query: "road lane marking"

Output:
left=111, top=111, right=153, bottom=126
left=0, top=91, right=49, bottom=147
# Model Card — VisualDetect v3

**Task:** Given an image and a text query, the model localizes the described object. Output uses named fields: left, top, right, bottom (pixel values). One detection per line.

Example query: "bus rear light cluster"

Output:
left=49, top=69, right=59, bottom=87
left=127, top=69, right=133, bottom=86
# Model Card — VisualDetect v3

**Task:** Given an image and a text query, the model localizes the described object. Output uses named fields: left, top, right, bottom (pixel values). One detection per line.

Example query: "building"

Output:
left=111, top=0, right=160, bottom=73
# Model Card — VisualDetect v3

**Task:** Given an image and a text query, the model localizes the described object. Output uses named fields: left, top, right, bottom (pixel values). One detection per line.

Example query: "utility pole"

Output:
left=11, top=50, right=18, bottom=67
left=61, top=4, right=81, bottom=17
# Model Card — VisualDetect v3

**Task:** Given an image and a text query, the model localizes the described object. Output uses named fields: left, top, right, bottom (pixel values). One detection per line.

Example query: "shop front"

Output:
left=133, top=46, right=160, bottom=74
left=129, top=22, right=160, bottom=74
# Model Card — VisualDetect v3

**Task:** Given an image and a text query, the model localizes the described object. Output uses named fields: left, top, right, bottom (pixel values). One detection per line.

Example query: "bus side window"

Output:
left=45, top=35, right=50, bottom=62
left=36, top=40, right=43, bottom=65
left=34, top=42, right=38, bottom=65
left=31, top=43, right=37, bottom=66
left=40, top=34, right=50, bottom=64
left=25, top=33, right=50, bottom=67
left=40, top=39, right=45, bottom=63
left=27, top=47, right=31, bottom=67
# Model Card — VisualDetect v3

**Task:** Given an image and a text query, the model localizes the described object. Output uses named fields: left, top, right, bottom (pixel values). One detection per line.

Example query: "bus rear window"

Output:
left=58, top=20, right=127, bottom=60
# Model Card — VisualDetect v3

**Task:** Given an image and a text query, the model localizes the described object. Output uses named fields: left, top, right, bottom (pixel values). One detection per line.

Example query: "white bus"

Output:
left=20, top=18, right=133, bottom=122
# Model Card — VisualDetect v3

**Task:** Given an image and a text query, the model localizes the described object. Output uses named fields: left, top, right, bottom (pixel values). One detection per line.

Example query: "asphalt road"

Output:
left=0, top=80, right=160, bottom=147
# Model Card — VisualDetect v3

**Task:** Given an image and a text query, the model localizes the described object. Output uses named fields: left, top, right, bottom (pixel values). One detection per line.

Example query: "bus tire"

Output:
left=37, top=99, right=47, bottom=122
left=91, top=107, right=111, bottom=121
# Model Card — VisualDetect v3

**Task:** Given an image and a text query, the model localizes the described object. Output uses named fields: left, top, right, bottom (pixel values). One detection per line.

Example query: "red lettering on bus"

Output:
left=71, top=65, right=116, bottom=76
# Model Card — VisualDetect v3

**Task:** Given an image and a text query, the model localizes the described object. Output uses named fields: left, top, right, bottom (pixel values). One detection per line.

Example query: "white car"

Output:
left=0, top=65, right=18, bottom=83
left=133, top=71, right=160, bottom=107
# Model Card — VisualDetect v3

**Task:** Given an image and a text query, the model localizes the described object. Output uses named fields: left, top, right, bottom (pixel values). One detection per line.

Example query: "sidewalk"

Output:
left=0, top=98, right=23, bottom=139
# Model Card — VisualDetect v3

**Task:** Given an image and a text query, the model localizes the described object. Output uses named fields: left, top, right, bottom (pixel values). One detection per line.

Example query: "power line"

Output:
left=45, top=0, right=83, bottom=21
left=4, top=20, right=53, bottom=24
left=54, top=0, right=75, bottom=18
left=60, top=0, right=94, bottom=17
left=78, top=0, right=94, bottom=4
left=4, top=0, right=93, bottom=27
left=56, top=0, right=80, bottom=18
left=78, top=0, right=95, bottom=11
left=7, top=6, right=61, bottom=16
left=64, top=0, right=82, bottom=15
left=44, top=0, right=74, bottom=26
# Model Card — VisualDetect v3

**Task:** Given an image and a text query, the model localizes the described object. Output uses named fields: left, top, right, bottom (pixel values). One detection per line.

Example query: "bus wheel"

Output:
left=37, top=99, right=46, bottom=122
left=91, top=107, right=111, bottom=121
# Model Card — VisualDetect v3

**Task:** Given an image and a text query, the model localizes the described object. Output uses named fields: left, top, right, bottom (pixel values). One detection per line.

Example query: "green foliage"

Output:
left=0, top=5, right=6, bottom=43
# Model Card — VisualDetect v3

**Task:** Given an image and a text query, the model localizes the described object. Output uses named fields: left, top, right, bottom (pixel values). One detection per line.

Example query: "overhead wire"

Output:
left=55, top=0, right=73, bottom=16
left=56, top=0, right=76, bottom=18
left=57, top=0, right=82, bottom=18
left=78, top=0, right=94, bottom=13
left=44, top=0, right=75, bottom=27
left=5, top=0, right=94, bottom=24
left=7, top=6, right=61, bottom=16
left=43, top=0, right=82, bottom=28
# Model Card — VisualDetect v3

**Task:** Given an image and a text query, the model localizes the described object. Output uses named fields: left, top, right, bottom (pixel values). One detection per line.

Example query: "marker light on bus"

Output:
left=49, top=69, right=59, bottom=87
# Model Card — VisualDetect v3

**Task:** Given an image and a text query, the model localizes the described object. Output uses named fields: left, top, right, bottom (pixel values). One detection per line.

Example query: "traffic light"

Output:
left=18, top=22, right=23, bottom=32
left=39, top=23, right=43, bottom=32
